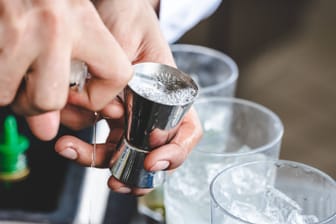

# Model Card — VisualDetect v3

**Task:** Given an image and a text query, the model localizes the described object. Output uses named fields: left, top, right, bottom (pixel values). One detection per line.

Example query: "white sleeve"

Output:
left=159, top=0, right=222, bottom=43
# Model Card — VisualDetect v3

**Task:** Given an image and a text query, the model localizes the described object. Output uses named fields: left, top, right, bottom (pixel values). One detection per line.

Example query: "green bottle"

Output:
left=0, top=115, right=30, bottom=182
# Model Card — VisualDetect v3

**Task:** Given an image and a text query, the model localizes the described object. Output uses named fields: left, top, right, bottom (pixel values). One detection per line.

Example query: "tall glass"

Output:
left=210, top=160, right=336, bottom=224
left=164, top=97, right=284, bottom=224
left=170, top=44, right=239, bottom=98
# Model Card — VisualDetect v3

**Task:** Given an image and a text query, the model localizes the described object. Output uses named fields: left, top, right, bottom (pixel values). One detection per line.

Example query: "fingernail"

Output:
left=59, top=147, right=78, bottom=160
left=151, top=161, right=170, bottom=171
left=118, top=187, right=132, bottom=194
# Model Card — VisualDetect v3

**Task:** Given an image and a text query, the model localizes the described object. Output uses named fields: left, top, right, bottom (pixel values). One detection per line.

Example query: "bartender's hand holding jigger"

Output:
left=0, top=0, right=133, bottom=140
left=0, top=0, right=202, bottom=194
left=56, top=0, right=202, bottom=195
left=56, top=106, right=202, bottom=195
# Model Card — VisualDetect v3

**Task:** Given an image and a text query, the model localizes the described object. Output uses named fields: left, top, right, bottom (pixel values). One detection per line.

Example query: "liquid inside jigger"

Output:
left=129, top=72, right=198, bottom=105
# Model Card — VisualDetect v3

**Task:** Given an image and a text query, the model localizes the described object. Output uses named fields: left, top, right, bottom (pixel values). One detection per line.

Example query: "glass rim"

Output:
left=193, top=97, right=284, bottom=157
left=209, top=159, right=336, bottom=224
left=169, top=44, right=239, bottom=93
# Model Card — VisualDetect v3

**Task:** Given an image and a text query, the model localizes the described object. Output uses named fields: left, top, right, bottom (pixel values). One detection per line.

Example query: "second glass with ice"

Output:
left=164, top=97, right=284, bottom=224
left=210, top=159, right=336, bottom=224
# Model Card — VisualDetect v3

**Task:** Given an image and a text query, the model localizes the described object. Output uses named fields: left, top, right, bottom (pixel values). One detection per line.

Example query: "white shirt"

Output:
left=159, top=0, right=222, bottom=43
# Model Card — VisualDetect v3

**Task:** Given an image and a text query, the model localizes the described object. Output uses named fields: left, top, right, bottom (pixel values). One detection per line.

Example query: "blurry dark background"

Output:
left=177, top=0, right=336, bottom=178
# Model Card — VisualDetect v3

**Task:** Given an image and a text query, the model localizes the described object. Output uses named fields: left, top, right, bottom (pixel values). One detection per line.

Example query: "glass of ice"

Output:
left=210, top=159, right=336, bottom=224
left=163, top=97, right=284, bottom=224
left=170, top=44, right=239, bottom=98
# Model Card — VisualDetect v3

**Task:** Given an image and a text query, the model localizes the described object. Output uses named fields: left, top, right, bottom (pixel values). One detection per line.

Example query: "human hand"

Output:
left=55, top=0, right=203, bottom=195
left=0, top=0, right=133, bottom=140
left=94, top=0, right=173, bottom=66
left=55, top=105, right=202, bottom=195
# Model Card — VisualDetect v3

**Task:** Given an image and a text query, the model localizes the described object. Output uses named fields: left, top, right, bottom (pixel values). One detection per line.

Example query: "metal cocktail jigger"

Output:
left=111, top=62, right=199, bottom=188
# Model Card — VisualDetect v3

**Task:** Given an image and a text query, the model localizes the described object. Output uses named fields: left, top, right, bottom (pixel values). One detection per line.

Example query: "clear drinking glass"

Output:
left=163, top=97, right=284, bottom=224
left=210, top=159, right=336, bottom=224
left=170, top=44, right=239, bottom=98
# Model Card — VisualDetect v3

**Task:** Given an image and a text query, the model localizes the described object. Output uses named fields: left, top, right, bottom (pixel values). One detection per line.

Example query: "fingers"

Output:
left=55, top=131, right=153, bottom=196
left=132, top=24, right=175, bottom=67
left=56, top=107, right=202, bottom=196
left=144, top=107, right=203, bottom=171
left=55, top=135, right=117, bottom=168
left=12, top=44, right=71, bottom=116
left=60, top=104, right=98, bottom=131
left=25, top=111, right=60, bottom=141
left=10, top=30, right=71, bottom=139
left=56, top=106, right=124, bottom=167
left=0, top=54, right=30, bottom=106
left=0, top=8, right=69, bottom=140
left=60, top=97, right=124, bottom=131
left=68, top=14, right=133, bottom=112
left=0, top=20, right=38, bottom=106
left=101, top=0, right=175, bottom=67
left=0, top=1, right=132, bottom=140
left=108, top=176, right=152, bottom=196
left=5, top=2, right=73, bottom=115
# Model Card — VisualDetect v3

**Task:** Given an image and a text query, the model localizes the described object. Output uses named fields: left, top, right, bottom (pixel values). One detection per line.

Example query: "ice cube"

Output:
left=203, top=109, right=230, bottom=132
left=237, top=145, right=252, bottom=153
left=287, top=210, right=319, bottom=224
left=264, top=186, right=302, bottom=221
left=231, top=167, right=267, bottom=195
left=230, top=200, right=273, bottom=224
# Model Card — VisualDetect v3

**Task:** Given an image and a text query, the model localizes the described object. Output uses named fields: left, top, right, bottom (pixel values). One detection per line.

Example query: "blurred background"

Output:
left=176, top=0, right=336, bottom=178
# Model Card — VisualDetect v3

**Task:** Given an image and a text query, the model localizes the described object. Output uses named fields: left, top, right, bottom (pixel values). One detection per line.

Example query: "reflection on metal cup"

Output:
left=111, top=62, right=198, bottom=188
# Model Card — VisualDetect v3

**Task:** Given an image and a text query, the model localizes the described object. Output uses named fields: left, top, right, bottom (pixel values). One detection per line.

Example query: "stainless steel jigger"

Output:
left=111, top=62, right=198, bottom=188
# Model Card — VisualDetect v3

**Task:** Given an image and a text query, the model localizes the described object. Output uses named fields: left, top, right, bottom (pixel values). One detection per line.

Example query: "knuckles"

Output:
left=28, top=91, right=67, bottom=113
left=36, top=8, right=65, bottom=37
